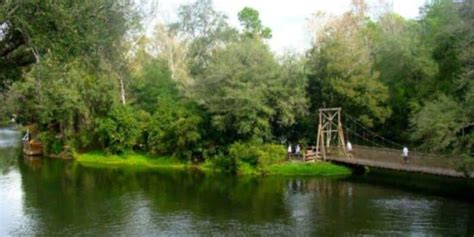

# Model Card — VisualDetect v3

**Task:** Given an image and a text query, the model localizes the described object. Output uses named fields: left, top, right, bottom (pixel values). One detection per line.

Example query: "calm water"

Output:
left=1, top=127, right=473, bottom=236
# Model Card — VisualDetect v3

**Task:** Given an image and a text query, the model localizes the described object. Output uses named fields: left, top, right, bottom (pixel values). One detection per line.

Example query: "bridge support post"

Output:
left=316, top=108, right=348, bottom=160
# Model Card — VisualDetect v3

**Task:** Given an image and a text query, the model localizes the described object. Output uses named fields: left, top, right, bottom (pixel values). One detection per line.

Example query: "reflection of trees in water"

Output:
left=19, top=159, right=132, bottom=235
left=0, top=128, right=22, bottom=148
left=0, top=128, right=22, bottom=174
left=0, top=148, right=21, bottom=174
left=138, top=173, right=290, bottom=223
left=16, top=161, right=474, bottom=235
left=22, top=156, right=42, bottom=171
left=282, top=178, right=474, bottom=236
left=19, top=163, right=293, bottom=234
left=282, top=178, right=375, bottom=235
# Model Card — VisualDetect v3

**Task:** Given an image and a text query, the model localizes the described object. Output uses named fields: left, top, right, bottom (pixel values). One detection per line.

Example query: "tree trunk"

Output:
left=119, top=75, right=126, bottom=105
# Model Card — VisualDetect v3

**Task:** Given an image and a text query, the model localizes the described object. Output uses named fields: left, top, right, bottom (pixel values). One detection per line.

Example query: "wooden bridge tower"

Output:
left=316, top=108, right=347, bottom=160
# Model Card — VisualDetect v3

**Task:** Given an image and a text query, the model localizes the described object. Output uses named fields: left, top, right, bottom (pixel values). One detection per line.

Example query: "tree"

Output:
left=410, top=95, right=460, bottom=151
left=147, top=100, right=203, bottom=160
left=171, top=0, right=238, bottom=76
left=149, top=24, right=192, bottom=90
left=194, top=39, right=306, bottom=142
left=2, top=57, right=119, bottom=150
left=410, top=0, right=474, bottom=155
left=307, top=2, right=391, bottom=127
left=419, top=0, right=462, bottom=96
left=457, top=0, right=474, bottom=96
left=371, top=13, right=438, bottom=139
left=0, top=0, right=141, bottom=153
left=270, top=53, right=309, bottom=142
left=238, top=7, right=272, bottom=39
left=0, top=0, right=140, bottom=89
left=96, top=105, right=141, bottom=154
left=130, top=59, right=175, bottom=114
left=129, top=55, right=205, bottom=160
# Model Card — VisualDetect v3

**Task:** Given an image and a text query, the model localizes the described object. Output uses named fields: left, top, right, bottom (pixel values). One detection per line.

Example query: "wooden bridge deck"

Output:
left=326, top=156, right=472, bottom=178
left=319, top=145, right=473, bottom=178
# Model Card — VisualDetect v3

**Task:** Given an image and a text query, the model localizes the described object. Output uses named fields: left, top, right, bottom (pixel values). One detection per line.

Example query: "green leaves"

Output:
left=410, top=95, right=463, bottom=151
left=0, top=0, right=139, bottom=72
left=147, top=100, right=203, bottom=160
left=228, top=141, right=286, bottom=173
left=194, top=39, right=307, bottom=142
left=1, top=0, right=472, bottom=160
left=130, top=59, right=175, bottom=113
left=238, top=7, right=272, bottom=39
left=130, top=59, right=203, bottom=160
left=307, top=10, right=391, bottom=127
left=96, top=105, right=141, bottom=154
left=408, top=0, right=474, bottom=155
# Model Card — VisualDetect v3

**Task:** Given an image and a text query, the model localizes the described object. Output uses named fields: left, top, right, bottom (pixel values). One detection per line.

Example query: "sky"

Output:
left=153, top=0, right=427, bottom=54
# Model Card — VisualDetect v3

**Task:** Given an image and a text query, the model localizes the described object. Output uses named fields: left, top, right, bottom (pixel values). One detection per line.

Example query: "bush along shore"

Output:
left=75, top=149, right=351, bottom=177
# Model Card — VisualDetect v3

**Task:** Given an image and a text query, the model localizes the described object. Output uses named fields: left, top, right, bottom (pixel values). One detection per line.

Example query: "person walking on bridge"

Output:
left=402, top=146, right=409, bottom=164
left=287, top=144, right=292, bottom=159
left=347, top=141, right=353, bottom=158
left=295, top=144, right=301, bottom=156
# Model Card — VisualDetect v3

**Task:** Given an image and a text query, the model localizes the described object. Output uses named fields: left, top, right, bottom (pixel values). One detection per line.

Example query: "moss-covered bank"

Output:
left=75, top=152, right=187, bottom=170
left=266, top=162, right=351, bottom=176
left=75, top=152, right=351, bottom=177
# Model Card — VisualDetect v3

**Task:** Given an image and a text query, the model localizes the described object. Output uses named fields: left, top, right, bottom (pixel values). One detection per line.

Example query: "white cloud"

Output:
left=153, top=0, right=426, bottom=54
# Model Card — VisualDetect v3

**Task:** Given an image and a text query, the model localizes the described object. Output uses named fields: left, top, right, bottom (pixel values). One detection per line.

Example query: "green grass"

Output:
left=75, top=151, right=187, bottom=170
left=75, top=151, right=352, bottom=177
left=266, top=161, right=352, bottom=176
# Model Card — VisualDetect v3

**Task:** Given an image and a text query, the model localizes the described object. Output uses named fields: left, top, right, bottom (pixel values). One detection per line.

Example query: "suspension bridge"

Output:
left=303, top=108, right=473, bottom=178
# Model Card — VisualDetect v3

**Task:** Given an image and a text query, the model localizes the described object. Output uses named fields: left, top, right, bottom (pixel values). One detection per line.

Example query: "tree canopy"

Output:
left=0, top=0, right=472, bottom=163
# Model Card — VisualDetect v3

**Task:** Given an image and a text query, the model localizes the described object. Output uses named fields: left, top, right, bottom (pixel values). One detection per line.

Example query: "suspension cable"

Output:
left=344, top=114, right=404, bottom=149
left=343, top=125, right=386, bottom=148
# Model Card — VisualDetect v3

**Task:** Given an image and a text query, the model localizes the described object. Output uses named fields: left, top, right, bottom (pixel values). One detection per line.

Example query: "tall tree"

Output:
left=237, top=7, right=272, bottom=39
left=171, top=0, right=237, bottom=76
left=420, top=0, right=462, bottom=95
left=194, top=39, right=306, bottom=142
left=371, top=13, right=438, bottom=140
left=0, top=0, right=141, bottom=152
left=411, top=0, right=474, bottom=155
left=0, top=0, right=140, bottom=88
left=149, top=24, right=192, bottom=90
left=307, top=1, right=391, bottom=127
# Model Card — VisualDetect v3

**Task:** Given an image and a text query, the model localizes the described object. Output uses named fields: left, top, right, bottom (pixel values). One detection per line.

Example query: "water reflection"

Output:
left=0, top=127, right=22, bottom=175
left=0, top=127, right=473, bottom=236
left=0, top=127, right=21, bottom=148
left=10, top=160, right=473, bottom=236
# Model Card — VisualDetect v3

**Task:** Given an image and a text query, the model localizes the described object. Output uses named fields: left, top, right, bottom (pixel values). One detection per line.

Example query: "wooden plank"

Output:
left=319, top=108, right=341, bottom=112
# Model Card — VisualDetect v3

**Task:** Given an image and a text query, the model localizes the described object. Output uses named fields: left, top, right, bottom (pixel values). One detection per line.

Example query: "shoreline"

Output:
left=74, top=151, right=352, bottom=177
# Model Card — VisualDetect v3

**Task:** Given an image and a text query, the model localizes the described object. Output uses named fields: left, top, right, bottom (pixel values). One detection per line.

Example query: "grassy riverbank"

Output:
left=75, top=152, right=351, bottom=176
left=75, top=152, right=187, bottom=170
left=266, top=162, right=351, bottom=176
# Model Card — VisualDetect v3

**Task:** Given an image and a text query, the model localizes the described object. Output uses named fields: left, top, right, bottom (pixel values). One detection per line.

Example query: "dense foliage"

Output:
left=0, top=0, right=472, bottom=168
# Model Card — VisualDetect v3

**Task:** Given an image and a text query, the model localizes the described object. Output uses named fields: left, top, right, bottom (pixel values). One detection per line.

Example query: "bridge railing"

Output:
left=348, top=145, right=460, bottom=170
left=351, top=145, right=455, bottom=159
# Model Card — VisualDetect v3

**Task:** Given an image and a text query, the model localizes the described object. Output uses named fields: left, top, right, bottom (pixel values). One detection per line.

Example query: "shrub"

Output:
left=37, top=131, right=63, bottom=154
left=457, top=155, right=474, bottom=178
left=228, top=141, right=286, bottom=173
left=96, top=105, right=141, bottom=154
left=204, top=154, right=239, bottom=174
left=147, top=100, right=203, bottom=160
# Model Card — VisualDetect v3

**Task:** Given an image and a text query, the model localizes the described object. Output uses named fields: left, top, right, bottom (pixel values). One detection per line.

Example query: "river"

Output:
left=1, top=127, right=473, bottom=236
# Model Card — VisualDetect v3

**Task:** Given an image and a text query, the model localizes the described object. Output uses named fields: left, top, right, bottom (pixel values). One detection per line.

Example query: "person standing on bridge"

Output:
left=347, top=141, right=353, bottom=158
left=402, top=146, right=409, bottom=164
left=287, top=144, right=292, bottom=159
